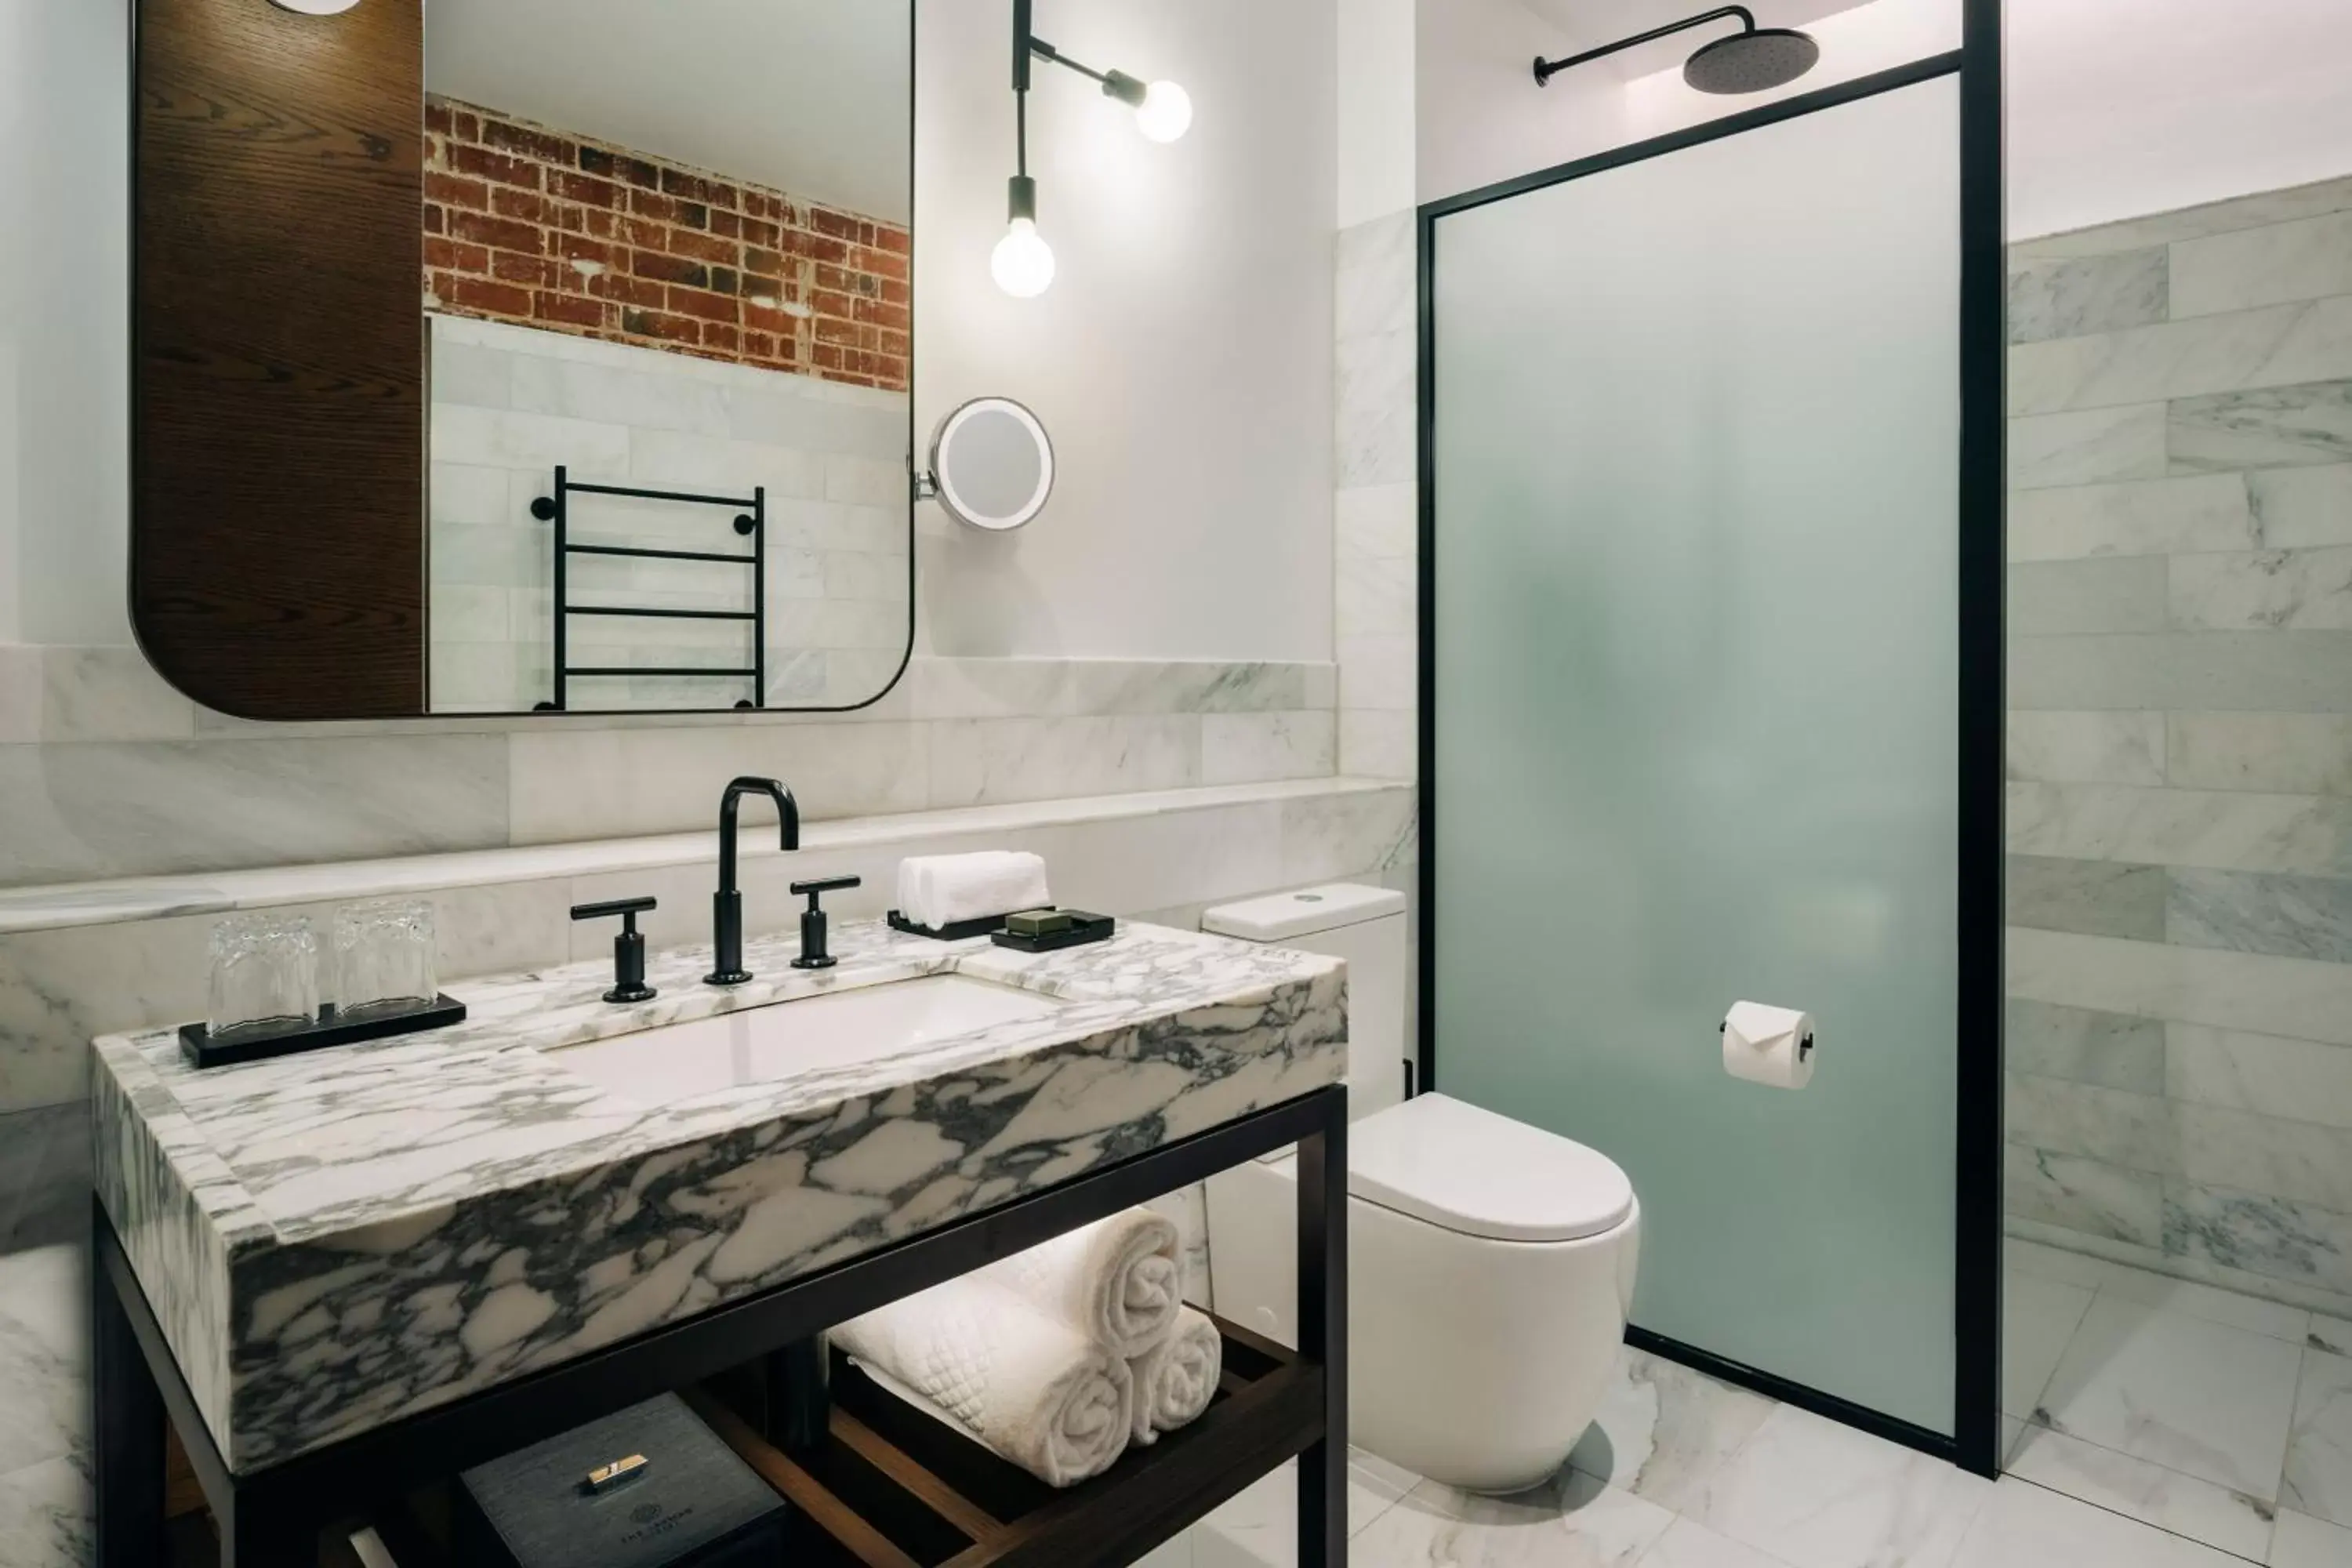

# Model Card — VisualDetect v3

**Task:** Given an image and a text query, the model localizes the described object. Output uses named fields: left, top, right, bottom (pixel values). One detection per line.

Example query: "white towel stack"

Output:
left=833, top=1207, right=1222, bottom=1486
left=895, top=851, right=1054, bottom=931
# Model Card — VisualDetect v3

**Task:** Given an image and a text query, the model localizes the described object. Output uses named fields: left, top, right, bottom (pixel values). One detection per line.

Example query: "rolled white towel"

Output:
left=978, top=1209, right=1184, bottom=1360
left=1128, top=1305, right=1222, bottom=1445
left=832, top=1276, right=1132, bottom=1487
left=895, top=851, right=1052, bottom=931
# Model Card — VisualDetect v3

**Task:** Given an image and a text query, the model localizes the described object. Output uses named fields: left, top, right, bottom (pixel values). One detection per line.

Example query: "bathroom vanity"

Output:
left=89, top=921, right=1351, bottom=1566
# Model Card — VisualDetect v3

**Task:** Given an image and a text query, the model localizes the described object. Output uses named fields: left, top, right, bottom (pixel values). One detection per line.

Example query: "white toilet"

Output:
left=1201, top=884, right=1641, bottom=1495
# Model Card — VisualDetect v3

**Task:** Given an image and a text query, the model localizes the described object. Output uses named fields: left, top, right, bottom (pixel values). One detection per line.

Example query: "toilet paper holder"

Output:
left=1719, top=1020, right=1814, bottom=1059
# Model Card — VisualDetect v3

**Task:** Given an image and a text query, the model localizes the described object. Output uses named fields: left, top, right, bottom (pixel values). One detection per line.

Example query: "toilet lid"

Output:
left=1347, top=1094, right=1635, bottom=1243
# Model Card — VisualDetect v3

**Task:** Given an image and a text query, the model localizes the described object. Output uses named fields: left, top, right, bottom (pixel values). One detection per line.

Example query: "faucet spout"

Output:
left=709, top=776, right=799, bottom=986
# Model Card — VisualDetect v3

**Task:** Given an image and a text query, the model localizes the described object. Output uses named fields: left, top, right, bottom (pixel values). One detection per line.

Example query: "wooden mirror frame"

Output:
left=130, top=0, right=917, bottom=721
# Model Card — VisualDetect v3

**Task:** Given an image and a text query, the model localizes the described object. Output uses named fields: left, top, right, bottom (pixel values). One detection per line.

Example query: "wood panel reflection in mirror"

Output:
left=131, top=0, right=916, bottom=720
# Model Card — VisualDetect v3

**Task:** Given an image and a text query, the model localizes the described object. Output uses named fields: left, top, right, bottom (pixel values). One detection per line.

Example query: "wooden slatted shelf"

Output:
left=690, top=1316, right=1321, bottom=1568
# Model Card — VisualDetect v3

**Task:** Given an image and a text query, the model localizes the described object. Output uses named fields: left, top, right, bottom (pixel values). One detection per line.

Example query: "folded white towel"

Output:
left=895, top=851, right=1054, bottom=932
left=1128, top=1305, right=1222, bottom=1445
left=978, top=1209, right=1185, bottom=1360
left=832, top=1276, right=1132, bottom=1487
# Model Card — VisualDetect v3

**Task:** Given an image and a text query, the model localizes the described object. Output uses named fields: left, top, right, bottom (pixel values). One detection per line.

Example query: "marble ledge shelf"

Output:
left=93, top=919, right=1347, bottom=1469
left=0, top=776, right=1412, bottom=936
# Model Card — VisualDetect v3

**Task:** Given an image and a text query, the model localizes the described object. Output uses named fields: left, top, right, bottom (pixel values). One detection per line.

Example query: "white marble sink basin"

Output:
left=552, top=974, right=1068, bottom=1106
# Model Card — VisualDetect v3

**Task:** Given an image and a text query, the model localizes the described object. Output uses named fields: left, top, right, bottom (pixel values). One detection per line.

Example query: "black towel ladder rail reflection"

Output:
left=530, top=465, right=767, bottom=712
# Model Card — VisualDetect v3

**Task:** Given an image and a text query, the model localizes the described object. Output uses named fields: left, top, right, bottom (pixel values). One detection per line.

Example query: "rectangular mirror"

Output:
left=132, top=0, right=914, bottom=720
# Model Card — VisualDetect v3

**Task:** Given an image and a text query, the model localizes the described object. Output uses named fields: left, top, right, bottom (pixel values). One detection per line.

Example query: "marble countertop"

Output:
left=93, top=919, right=1345, bottom=1469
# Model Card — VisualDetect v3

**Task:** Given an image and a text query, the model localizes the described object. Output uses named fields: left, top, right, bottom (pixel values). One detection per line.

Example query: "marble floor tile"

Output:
left=1566, top=1347, right=1778, bottom=1515
left=2006, top=1236, right=2122, bottom=1291
left=2310, top=1315, right=2352, bottom=1357
left=1341, top=1470, right=1675, bottom=1568
left=2282, top=1348, right=2352, bottom=1528
left=2038, top=1296, right=2303, bottom=1499
left=2005, top=1425, right=2277, bottom=1559
left=1682, top=1405, right=1991, bottom=1568
left=1188, top=1451, right=1416, bottom=1567
left=1949, top=1476, right=2248, bottom=1568
left=2092, top=1255, right=2313, bottom=1341
left=1632, top=1517, right=1795, bottom=1568
left=2269, top=1507, right=2352, bottom=1566
left=2004, top=1272, right=2096, bottom=1419
left=0, top=1454, right=93, bottom=1568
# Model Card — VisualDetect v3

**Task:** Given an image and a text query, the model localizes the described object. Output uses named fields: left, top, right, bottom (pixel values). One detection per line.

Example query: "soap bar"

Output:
left=1005, top=909, right=1073, bottom=937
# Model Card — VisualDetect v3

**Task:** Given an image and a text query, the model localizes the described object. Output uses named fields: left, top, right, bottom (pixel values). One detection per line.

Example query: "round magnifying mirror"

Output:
left=929, top=397, right=1054, bottom=532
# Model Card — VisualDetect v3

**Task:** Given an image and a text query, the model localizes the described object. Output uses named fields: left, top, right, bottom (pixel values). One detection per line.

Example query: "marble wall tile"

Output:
left=2007, top=781, right=2352, bottom=876
left=2168, top=379, right=2352, bottom=473
left=2167, top=1023, right=2352, bottom=1131
left=1335, top=211, right=1414, bottom=340
left=2008, top=473, right=2252, bottom=561
left=907, top=659, right=1329, bottom=721
left=506, top=350, right=732, bottom=438
left=1334, top=552, right=1414, bottom=639
left=2010, top=174, right=2352, bottom=263
left=2168, top=866, right=2352, bottom=964
left=0, top=1451, right=92, bottom=1568
left=2006, top=1075, right=2176, bottom=1174
left=2009, top=927, right=2352, bottom=1048
left=1201, top=712, right=1336, bottom=788
left=1334, top=482, right=1416, bottom=561
left=1278, top=788, right=1416, bottom=885
left=2009, top=298, right=2352, bottom=417
left=0, top=1246, right=86, bottom=1479
left=2252, top=463, right=2352, bottom=549
left=2006, top=248, right=2167, bottom=346
left=0, top=736, right=511, bottom=886
left=1337, top=635, right=1414, bottom=713
left=2009, top=403, right=2169, bottom=489
left=2175, top=1102, right=2352, bottom=1214
left=2011, top=633, right=2352, bottom=713
left=508, top=720, right=931, bottom=842
left=2166, top=1181, right=2352, bottom=1301
left=2169, top=712, right=2352, bottom=796
left=1335, top=326, right=1414, bottom=488
left=0, top=649, right=39, bottom=746
left=431, top=403, right=630, bottom=478
left=927, top=716, right=1201, bottom=810
left=2005, top=855, right=2166, bottom=938
left=2006, top=710, right=2165, bottom=786
left=2170, top=546, right=2352, bottom=631
left=35, top=648, right=194, bottom=742
left=2007, top=557, right=2168, bottom=635
left=1339, top=708, right=1415, bottom=782
left=2009, top=999, right=2166, bottom=1094
left=2172, top=209, right=2352, bottom=319
left=2006, top=1144, right=2165, bottom=1247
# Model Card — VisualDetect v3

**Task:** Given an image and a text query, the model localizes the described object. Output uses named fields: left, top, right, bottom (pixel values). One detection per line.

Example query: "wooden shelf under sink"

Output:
left=691, top=1316, right=1322, bottom=1568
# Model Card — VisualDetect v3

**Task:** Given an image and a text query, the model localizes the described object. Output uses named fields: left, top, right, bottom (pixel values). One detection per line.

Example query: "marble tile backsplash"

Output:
left=0, top=650, right=1336, bottom=885
left=1335, top=209, right=1417, bottom=783
left=2005, top=171, right=2352, bottom=1316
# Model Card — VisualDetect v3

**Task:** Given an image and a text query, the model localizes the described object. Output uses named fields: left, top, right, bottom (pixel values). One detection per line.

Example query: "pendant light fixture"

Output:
left=995, top=0, right=1192, bottom=297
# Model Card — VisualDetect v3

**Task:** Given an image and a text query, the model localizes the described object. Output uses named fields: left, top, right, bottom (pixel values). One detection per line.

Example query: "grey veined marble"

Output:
left=92, top=920, right=1345, bottom=1470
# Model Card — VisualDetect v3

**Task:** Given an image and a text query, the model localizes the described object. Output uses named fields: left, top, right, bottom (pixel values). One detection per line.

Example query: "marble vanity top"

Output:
left=92, top=920, right=1345, bottom=1470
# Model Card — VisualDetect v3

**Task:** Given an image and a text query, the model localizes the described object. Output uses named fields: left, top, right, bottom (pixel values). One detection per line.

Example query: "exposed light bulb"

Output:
left=1134, top=81, right=1193, bottom=143
left=992, top=218, right=1057, bottom=298
left=269, top=0, right=362, bottom=13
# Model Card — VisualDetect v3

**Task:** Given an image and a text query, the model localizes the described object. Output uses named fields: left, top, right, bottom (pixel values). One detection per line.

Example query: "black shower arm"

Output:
left=1533, top=5, right=1757, bottom=85
left=1013, top=0, right=1150, bottom=107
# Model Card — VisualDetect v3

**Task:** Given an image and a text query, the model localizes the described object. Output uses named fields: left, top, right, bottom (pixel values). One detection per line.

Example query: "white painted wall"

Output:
left=0, top=0, right=129, bottom=648
left=1338, top=0, right=1417, bottom=227
left=913, top=0, right=1338, bottom=663
left=2007, top=0, right=2352, bottom=241
left=1415, top=0, right=1614, bottom=205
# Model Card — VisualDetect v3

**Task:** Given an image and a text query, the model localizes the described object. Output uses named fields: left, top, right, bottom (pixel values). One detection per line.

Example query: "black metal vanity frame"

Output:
left=94, top=1086, right=1350, bottom=1567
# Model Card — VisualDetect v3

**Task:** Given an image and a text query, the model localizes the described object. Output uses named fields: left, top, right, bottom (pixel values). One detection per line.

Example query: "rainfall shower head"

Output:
left=1534, top=5, right=1820, bottom=96
left=1682, top=24, right=1820, bottom=93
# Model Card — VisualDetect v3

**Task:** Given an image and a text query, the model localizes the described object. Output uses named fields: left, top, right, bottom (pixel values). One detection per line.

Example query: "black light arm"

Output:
left=1534, top=4, right=1755, bottom=85
left=1014, top=0, right=1152, bottom=107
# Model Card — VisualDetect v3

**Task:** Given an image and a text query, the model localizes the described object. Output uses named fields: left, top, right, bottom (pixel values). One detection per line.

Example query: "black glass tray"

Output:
left=179, top=994, right=468, bottom=1069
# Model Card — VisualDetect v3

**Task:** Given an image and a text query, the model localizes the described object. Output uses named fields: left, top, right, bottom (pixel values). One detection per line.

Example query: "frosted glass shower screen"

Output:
left=1429, top=77, right=1962, bottom=1433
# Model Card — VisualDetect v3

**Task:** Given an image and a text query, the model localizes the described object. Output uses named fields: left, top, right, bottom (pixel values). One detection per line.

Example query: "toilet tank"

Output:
left=1203, top=884, right=1407, bottom=1120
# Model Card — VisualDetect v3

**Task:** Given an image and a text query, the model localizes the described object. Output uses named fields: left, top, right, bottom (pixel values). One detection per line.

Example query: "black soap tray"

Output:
left=180, top=994, right=469, bottom=1069
left=886, top=907, right=1118, bottom=953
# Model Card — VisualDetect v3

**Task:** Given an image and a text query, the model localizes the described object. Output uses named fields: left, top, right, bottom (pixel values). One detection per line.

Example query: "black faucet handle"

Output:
left=572, top=898, right=657, bottom=1004
left=790, top=877, right=860, bottom=971
left=572, top=897, right=656, bottom=926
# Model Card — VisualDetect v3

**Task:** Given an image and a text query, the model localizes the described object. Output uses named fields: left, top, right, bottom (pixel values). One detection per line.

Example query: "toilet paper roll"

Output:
left=1722, top=1001, right=1815, bottom=1090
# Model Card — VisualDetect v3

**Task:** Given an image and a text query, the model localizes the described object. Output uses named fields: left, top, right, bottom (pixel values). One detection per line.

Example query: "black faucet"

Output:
left=707, top=776, right=799, bottom=985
